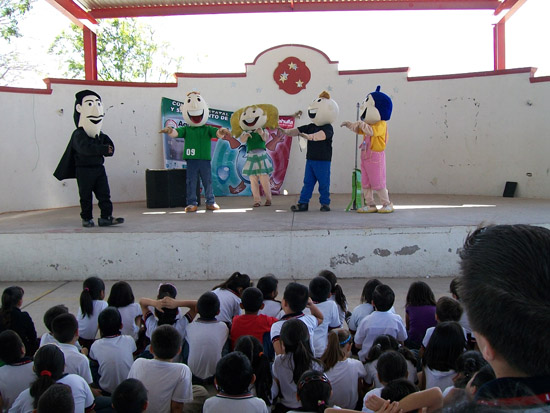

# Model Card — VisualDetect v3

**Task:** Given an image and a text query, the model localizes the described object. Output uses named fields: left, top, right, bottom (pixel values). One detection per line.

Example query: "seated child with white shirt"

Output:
left=111, top=378, right=148, bottom=413
left=287, top=370, right=333, bottom=413
left=89, top=307, right=136, bottom=395
left=257, top=274, right=282, bottom=318
left=40, top=304, right=69, bottom=347
left=420, top=296, right=464, bottom=358
left=36, top=383, right=75, bottom=413
left=308, top=276, right=341, bottom=357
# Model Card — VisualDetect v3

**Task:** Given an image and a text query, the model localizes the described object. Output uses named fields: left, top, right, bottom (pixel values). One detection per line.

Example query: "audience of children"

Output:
left=77, top=277, right=108, bottom=350
left=212, top=271, right=251, bottom=324
left=404, top=281, right=437, bottom=350
left=347, top=279, right=381, bottom=333
left=257, top=275, right=282, bottom=318
left=0, top=286, right=38, bottom=357
left=107, top=281, right=142, bottom=341
left=308, top=277, right=341, bottom=357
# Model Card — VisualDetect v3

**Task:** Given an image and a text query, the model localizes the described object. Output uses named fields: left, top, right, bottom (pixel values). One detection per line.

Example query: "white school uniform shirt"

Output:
left=364, top=358, right=418, bottom=389
left=270, top=313, right=319, bottom=352
left=213, top=288, right=242, bottom=323
left=424, top=366, right=456, bottom=391
left=422, top=325, right=469, bottom=348
left=89, top=334, right=136, bottom=394
left=128, top=358, right=193, bottom=413
left=144, top=310, right=192, bottom=340
left=272, top=354, right=322, bottom=409
left=116, top=303, right=142, bottom=340
left=362, top=387, right=383, bottom=413
left=0, top=360, right=35, bottom=411
left=258, top=299, right=282, bottom=318
left=203, top=393, right=269, bottom=413
left=306, top=301, right=341, bottom=357
left=185, top=319, right=228, bottom=379
left=58, top=342, right=93, bottom=384
left=9, top=373, right=94, bottom=413
left=354, top=311, right=407, bottom=361
left=348, top=303, right=374, bottom=332
left=40, top=333, right=82, bottom=351
left=325, top=358, right=367, bottom=409
left=77, top=299, right=108, bottom=340
left=328, top=295, right=347, bottom=326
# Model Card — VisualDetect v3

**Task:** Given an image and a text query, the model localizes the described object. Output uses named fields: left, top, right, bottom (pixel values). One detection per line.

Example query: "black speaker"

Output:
left=146, top=169, right=200, bottom=208
left=503, top=181, right=518, bottom=198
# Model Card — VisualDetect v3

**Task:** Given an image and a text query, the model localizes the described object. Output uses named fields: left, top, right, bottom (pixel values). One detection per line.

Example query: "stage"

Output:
left=1, top=194, right=548, bottom=281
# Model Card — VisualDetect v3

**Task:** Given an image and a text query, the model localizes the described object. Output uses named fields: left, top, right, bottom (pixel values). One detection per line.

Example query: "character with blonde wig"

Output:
left=230, top=104, right=278, bottom=207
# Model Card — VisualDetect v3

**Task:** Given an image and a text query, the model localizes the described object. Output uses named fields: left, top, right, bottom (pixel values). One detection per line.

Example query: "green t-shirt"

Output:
left=246, top=131, right=267, bottom=152
left=175, top=125, right=218, bottom=160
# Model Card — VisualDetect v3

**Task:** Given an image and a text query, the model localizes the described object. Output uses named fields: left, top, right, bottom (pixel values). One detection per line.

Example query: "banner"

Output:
left=161, top=97, right=294, bottom=196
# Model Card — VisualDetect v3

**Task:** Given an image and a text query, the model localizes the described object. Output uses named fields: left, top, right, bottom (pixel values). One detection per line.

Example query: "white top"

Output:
left=362, top=387, right=382, bottom=413
left=459, top=308, right=473, bottom=335
left=185, top=319, right=228, bottom=379
left=307, top=301, right=341, bottom=357
left=203, top=394, right=269, bottom=413
left=40, top=333, right=82, bottom=351
left=325, top=358, right=367, bottom=409
left=116, top=303, right=142, bottom=340
left=364, top=358, right=418, bottom=388
left=270, top=313, right=319, bottom=353
left=354, top=311, right=407, bottom=361
left=144, top=311, right=192, bottom=340
left=89, top=334, right=137, bottom=394
left=58, top=343, right=93, bottom=384
left=422, top=326, right=469, bottom=348
left=0, top=361, right=35, bottom=411
left=424, top=366, right=456, bottom=391
left=213, top=288, right=242, bottom=323
left=9, top=373, right=94, bottom=413
left=328, top=295, right=347, bottom=326
left=128, top=358, right=193, bottom=413
left=272, top=354, right=322, bottom=409
left=77, top=299, right=108, bottom=340
left=258, top=300, right=282, bottom=318
left=348, top=303, right=374, bottom=332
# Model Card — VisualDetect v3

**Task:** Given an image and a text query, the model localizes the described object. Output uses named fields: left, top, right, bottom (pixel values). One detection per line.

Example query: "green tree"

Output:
left=1, top=0, right=32, bottom=41
left=48, top=18, right=184, bottom=82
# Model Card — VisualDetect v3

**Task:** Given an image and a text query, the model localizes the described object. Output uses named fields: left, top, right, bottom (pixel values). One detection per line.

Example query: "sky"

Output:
left=3, top=0, right=549, bottom=88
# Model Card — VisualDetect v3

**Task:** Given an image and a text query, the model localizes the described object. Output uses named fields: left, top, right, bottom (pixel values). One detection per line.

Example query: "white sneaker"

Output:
left=378, top=203, right=394, bottom=213
left=357, top=205, right=378, bottom=213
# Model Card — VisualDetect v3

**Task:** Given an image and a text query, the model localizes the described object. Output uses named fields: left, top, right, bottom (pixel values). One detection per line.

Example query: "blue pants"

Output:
left=299, top=160, right=331, bottom=205
left=186, top=159, right=215, bottom=206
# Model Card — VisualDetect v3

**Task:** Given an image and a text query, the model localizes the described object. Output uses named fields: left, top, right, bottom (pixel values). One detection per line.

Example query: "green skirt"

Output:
left=242, top=151, right=273, bottom=176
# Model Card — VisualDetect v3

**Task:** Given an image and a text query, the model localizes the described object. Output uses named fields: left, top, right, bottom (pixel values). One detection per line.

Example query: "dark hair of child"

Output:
left=51, top=313, right=78, bottom=344
left=241, top=287, right=264, bottom=313
left=0, top=330, right=25, bottom=364
left=107, top=281, right=135, bottom=308
left=372, top=284, right=395, bottom=312
left=436, top=297, right=463, bottom=322
left=449, top=278, right=461, bottom=300
left=0, top=286, right=24, bottom=326
left=280, top=318, right=320, bottom=384
left=197, top=291, right=220, bottom=320
left=422, top=321, right=466, bottom=372
left=155, top=283, right=179, bottom=326
left=215, top=351, right=254, bottom=395
left=43, top=305, right=69, bottom=334
left=283, top=282, right=309, bottom=313
left=377, top=351, right=408, bottom=384
left=212, top=271, right=251, bottom=297
left=37, top=383, right=75, bottom=413
left=318, top=270, right=348, bottom=314
left=112, top=378, right=148, bottom=413
left=296, top=370, right=332, bottom=413
left=29, top=344, right=66, bottom=409
left=309, top=277, right=332, bottom=303
left=360, top=279, right=382, bottom=304
left=405, top=281, right=436, bottom=307
left=366, top=334, right=417, bottom=366
left=151, top=325, right=182, bottom=360
left=234, top=335, right=272, bottom=405
left=257, top=274, right=279, bottom=300
left=453, top=350, right=488, bottom=388
left=380, top=378, right=418, bottom=402
left=320, top=329, right=351, bottom=371
left=98, top=307, right=122, bottom=337
left=470, top=364, right=496, bottom=389
left=79, top=277, right=105, bottom=318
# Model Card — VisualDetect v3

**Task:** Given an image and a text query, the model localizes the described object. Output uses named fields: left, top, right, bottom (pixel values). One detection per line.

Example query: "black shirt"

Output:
left=298, top=123, right=334, bottom=161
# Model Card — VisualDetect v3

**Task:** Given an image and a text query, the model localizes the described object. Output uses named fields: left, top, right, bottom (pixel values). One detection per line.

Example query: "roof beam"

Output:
left=45, top=0, right=98, bottom=30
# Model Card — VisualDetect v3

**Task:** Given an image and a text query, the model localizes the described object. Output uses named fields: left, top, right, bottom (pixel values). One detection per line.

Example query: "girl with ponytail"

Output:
left=287, top=370, right=333, bottom=413
left=318, top=270, right=348, bottom=325
left=9, top=344, right=95, bottom=412
left=272, top=318, right=322, bottom=412
left=320, top=329, right=367, bottom=409
left=212, top=271, right=251, bottom=324
left=77, top=277, right=107, bottom=350
left=0, top=286, right=37, bottom=356
left=234, top=335, right=273, bottom=406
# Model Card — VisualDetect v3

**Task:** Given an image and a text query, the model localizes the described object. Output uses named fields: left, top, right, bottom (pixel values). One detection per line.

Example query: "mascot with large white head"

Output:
left=341, top=85, right=394, bottom=213
left=285, top=90, right=339, bottom=212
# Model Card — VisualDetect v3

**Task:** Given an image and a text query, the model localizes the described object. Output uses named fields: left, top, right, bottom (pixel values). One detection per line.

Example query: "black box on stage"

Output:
left=145, top=169, right=200, bottom=208
left=503, top=181, right=518, bottom=198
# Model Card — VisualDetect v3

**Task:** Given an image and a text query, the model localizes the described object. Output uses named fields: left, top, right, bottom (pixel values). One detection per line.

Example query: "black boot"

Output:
left=98, top=216, right=125, bottom=227
left=82, top=219, right=95, bottom=228
left=320, top=205, right=331, bottom=212
left=290, top=203, right=308, bottom=212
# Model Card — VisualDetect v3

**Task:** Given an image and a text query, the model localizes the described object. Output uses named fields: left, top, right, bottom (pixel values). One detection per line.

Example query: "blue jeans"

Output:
left=186, top=159, right=215, bottom=206
left=299, top=160, right=331, bottom=205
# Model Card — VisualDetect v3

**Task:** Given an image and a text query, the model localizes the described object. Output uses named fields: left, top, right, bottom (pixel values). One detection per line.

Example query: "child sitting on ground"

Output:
left=40, top=304, right=70, bottom=347
left=234, top=335, right=273, bottom=406
left=318, top=270, right=349, bottom=326
left=77, top=277, right=108, bottom=350
left=348, top=279, right=382, bottom=334
left=308, top=277, right=341, bottom=358
left=185, top=292, right=229, bottom=386
left=230, top=287, right=278, bottom=350
left=111, top=378, right=148, bottom=413
left=36, top=383, right=75, bottom=413
left=128, top=325, right=193, bottom=413
left=107, top=281, right=142, bottom=341
left=257, top=274, right=282, bottom=318
left=354, top=284, right=407, bottom=362
left=0, top=286, right=38, bottom=357
left=442, top=350, right=487, bottom=404
left=203, top=351, right=269, bottom=413
left=420, top=296, right=464, bottom=358
left=0, top=330, right=35, bottom=411
left=287, top=370, right=334, bottom=413
left=212, top=272, right=251, bottom=324
left=89, top=307, right=136, bottom=395
left=404, top=281, right=437, bottom=350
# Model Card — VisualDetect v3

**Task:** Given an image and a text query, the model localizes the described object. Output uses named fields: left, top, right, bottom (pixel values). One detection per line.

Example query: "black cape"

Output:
left=53, top=137, right=76, bottom=181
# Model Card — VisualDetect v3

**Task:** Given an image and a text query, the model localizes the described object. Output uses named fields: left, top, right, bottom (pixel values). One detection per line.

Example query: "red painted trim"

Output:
left=408, top=67, right=535, bottom=82
left=83, top=27, right=98, bottom=81
left=493, top=21, right=506, bottom=70
left=530, top=76, right=550, bottom=83
left=0, top=86, right=52, bottom=94
left=495, top=0, right=527, bottom=20
left=248, top=44, right=338, bottom=66
left=44, top=78, right=178, bottom=88
left=46, top=0, right=98, bottom=26
left=174, top=72, right=247, bottom=79
left=339, top=67, right=410, bottom=76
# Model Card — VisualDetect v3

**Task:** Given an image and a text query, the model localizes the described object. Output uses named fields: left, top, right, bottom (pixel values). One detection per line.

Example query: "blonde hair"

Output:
left=320, top=329, right=352, bottom=371
left=230, top=104, right=279, bottom=137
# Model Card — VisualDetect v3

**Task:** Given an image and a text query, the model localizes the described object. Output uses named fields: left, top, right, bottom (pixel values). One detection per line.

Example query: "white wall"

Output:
left=1, top=44, right=549, bottom=213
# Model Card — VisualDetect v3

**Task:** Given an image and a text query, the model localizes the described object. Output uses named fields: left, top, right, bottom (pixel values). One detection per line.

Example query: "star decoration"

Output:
left=273, top=56, right=311, bottom=95
left=279, top=72, right=289, bottom=83
left=256, top=88, right=262, bottom=93
left=288, top=62, right=298, bottom=70
left=347, top=78, right=354, bottom=85
left=296, top=79, right=304, bottom=88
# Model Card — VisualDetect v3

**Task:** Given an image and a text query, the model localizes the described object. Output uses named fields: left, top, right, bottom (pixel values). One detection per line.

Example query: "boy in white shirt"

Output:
left=89, top=307, right=136, bottom=395
left=308, top=276, right=341, bottom=357
left=354, top=284, right=407, bottom=362
left=128, top=325, right=193, bottom=413
left=40, top=304, right=69, bottom=348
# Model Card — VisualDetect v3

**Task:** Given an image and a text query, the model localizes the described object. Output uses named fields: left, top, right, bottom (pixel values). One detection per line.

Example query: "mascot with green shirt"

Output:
left=160, top=91, right=230, bottom=212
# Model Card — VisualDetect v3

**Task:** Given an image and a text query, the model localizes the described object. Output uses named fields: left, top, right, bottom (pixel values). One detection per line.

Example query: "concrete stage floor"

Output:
left=1, top=194, right=549, bottom=281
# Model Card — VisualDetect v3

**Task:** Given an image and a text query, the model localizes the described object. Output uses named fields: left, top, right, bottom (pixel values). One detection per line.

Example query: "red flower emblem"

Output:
left=273, top=57, right=311, bottom=95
